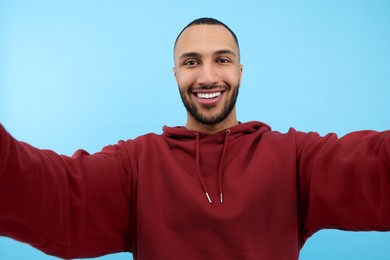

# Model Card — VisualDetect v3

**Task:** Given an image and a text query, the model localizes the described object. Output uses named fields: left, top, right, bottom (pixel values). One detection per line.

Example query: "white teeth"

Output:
left=197, top=92, right=221, bottom=99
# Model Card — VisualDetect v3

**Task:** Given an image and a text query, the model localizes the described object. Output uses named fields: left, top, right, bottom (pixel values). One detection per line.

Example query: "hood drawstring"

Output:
left=194, top=129, right=231, bottom=204
left=218, top=129, right=230, bottom=203
left=195, top=133, right=212, bottom=203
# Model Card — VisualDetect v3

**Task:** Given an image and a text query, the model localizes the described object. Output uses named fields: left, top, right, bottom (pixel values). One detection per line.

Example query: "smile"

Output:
left=190, top=86, right=228, bottom=106
left=197, top=92, right=221, bottom=99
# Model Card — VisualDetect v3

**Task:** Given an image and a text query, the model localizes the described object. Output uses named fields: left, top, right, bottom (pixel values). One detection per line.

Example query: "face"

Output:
left=173, top=25, right=243, bottom=127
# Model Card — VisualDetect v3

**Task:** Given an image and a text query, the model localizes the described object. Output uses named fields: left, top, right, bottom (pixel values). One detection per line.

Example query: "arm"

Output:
left=297, top=129, right=390, bottom=243
left=0, top=125, right=134, bottom=258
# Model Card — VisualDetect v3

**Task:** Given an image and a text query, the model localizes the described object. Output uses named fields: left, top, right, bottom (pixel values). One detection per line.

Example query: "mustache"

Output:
left=189, top=84, right=230, bottom=91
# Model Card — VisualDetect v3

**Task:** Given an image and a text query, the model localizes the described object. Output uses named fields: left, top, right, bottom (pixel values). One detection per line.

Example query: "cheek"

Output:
left=176, top=71, right=196, bottom=89
left=222, top=70, right=241, bottom=85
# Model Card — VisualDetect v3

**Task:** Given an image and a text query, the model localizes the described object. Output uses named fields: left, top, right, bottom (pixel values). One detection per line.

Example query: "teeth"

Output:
left=197, top=92, right=221, bottom=99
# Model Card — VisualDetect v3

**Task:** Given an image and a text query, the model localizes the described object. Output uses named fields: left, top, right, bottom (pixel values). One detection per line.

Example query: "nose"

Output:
left=197, top=62, right=219, bottom=86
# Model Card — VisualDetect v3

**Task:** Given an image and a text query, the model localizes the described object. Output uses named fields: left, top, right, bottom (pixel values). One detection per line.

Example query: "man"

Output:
left=174, top=18, right=242, bottom=135
left=0, top=17, right=390, bottom=260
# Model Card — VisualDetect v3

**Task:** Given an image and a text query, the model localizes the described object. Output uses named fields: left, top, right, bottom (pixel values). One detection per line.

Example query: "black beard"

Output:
left=179, top=84, right=239, bottom=125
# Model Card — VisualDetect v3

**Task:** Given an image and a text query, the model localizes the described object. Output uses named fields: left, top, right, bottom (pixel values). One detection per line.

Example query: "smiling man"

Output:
left=174, top=19, right=242, bottom=134
left=1, top=17, right=390, bottom=260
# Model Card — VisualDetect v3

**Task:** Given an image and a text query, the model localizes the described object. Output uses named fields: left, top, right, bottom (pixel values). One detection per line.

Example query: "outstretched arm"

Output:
left=297, top=129, right=390, bottom=243
left=0, top=125, right=134, bottom=258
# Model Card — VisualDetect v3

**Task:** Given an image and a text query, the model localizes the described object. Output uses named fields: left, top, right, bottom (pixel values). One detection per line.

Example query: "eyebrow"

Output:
left=179, top=52, right=200, bottom=60
left=215, top=49, right=236, bottom=57
left=179, top=49, right=237, bottom=60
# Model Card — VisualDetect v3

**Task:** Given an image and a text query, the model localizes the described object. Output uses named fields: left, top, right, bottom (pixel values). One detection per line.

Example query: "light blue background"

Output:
left=1, top=0, right=389, bottom=259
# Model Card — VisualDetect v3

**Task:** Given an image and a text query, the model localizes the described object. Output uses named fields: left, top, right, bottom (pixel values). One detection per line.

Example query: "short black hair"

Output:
left=174, top=17, right=240, bottom=51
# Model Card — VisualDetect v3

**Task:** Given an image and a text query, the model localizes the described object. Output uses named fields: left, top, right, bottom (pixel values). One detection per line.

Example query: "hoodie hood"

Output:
left=162, top=121, right=271, bottom=203
left=162, top=121, right=271, bottom=139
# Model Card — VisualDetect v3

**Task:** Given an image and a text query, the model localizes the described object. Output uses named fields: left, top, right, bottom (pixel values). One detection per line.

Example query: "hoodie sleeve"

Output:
left=0, top=124, right=134, bottom=259
left=296, top=129, right=390, bottom=242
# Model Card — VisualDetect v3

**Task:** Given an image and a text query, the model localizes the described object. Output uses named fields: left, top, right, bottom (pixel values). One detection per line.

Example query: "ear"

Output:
left=172, top=67, right=177, bottom=78
left=239, top=64, right=243, bottom=81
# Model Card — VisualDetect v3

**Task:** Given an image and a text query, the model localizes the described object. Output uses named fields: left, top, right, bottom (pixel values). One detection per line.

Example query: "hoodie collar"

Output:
left=162, top=121, right=271, bottom=139
left=162, top=121, right=271, bottom=204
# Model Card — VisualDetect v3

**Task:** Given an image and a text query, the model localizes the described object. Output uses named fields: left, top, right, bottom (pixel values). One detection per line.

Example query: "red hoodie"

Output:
left=1, top=121, right=390, bottom=259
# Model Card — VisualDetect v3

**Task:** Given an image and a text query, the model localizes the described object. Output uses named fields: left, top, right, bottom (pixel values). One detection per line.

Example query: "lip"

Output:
left=191, top=87, right=226, bottom=93
left=191, top=87, right=227, bottom=106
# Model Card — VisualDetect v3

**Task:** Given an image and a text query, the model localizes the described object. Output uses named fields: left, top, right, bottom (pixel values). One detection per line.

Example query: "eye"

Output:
left=183, top=59, right=199, bottom=67
left=217, top=57, right=231, bottom=64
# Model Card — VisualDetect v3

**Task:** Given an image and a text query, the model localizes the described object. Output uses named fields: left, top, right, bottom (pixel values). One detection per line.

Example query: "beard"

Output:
left=179, top=83, right=239, bottom=125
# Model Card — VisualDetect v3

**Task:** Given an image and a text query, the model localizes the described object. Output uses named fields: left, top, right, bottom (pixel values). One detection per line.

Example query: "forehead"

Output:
left=174, top=25, right=238, bottom=58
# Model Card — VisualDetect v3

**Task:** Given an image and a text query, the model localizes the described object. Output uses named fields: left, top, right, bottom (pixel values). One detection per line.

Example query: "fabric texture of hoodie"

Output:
left=1, top=121, right=390, bottom=259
